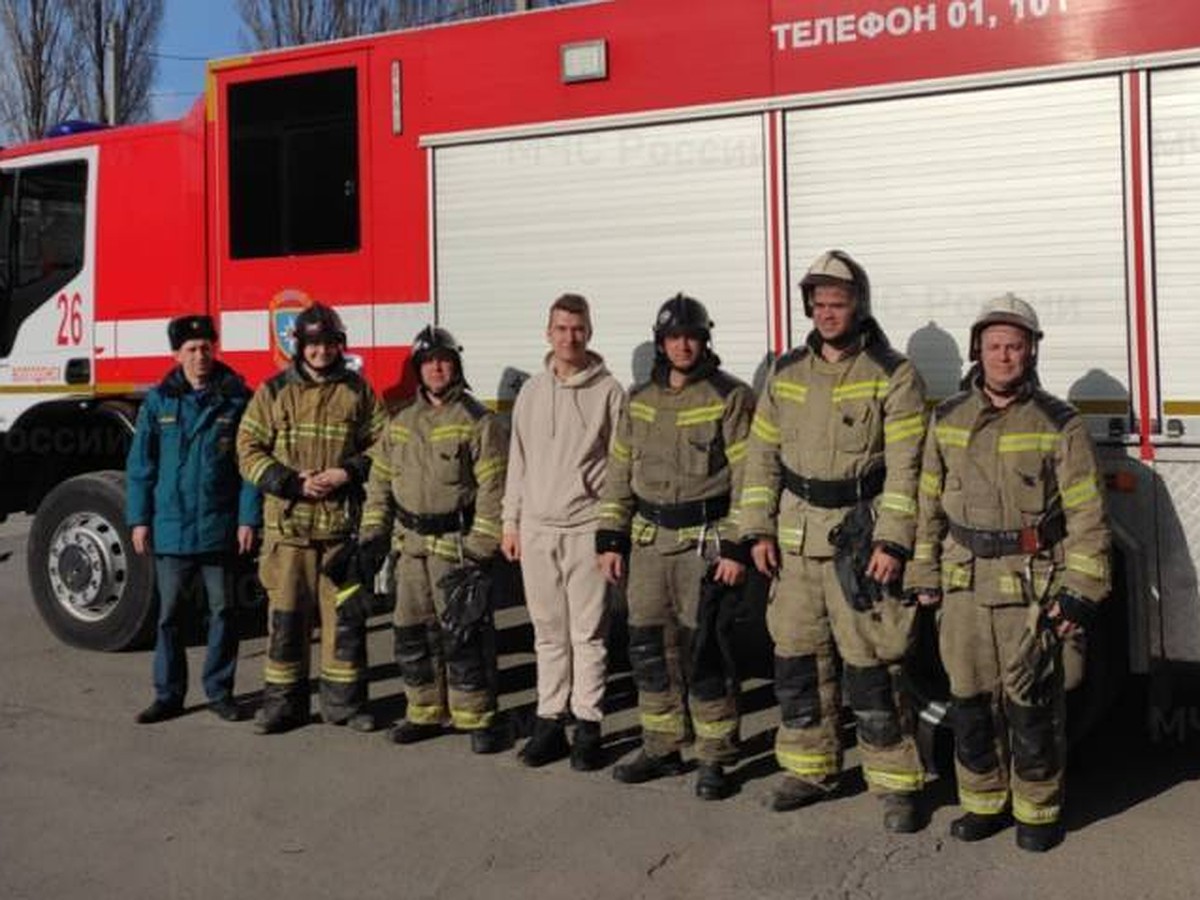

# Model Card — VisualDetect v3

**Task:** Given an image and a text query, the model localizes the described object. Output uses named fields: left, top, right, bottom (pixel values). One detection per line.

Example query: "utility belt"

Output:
left=635, top=493, right=730, bottom=531
left=947, top=512, right=1066, bottom=558
left=781, top=465, right=885, bottom=509
left=397, top=502, right=474, bottom=536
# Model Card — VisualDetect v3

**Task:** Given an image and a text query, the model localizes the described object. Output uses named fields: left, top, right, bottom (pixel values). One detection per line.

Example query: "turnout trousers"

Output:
left=258, top=540, right=369, bottom=724
left=768, top=555, right=923, bottom=794
left=626, top=543, right=739, bottom=764
left=392, top=553, right=497, bottom=731
left=939, top=598, right=1065, bottom=826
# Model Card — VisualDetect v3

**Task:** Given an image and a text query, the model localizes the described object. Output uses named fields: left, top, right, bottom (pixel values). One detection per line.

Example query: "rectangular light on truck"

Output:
left=561, top=40, right=607, bottom=84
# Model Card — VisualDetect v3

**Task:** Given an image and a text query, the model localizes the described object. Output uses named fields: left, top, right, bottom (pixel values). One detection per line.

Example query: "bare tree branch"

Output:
left=0, top=0, right=75, bottom=141
left=65, top=0, right=164, bottom=125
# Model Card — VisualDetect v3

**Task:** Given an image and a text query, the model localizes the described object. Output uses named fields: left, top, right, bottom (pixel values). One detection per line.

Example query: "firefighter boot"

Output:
left=388, top=719, right=445, bottom=745
left=520, top=717, right=570, bottom=767
left=570, top=721, right=603, bottom=772
left=254, top=707, right=304, bottom=736
left=770, top=776, right=838, bottom=812
left=329, top=712, right=377, bottom=733
left=470, top=723, right=506, bottom=755
left=1016, top=822, right=1064, bottom=853
left=881, top=793, right=922, bottom=834
left=613, top=750, right=687, bottom=784
left=695, top=763, right=729, bottom=801
left=950, top=812, right=1011, bottom=842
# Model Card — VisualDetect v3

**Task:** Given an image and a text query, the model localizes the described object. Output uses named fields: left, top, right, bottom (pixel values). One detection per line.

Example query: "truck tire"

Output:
left=27, top=471, right=156, bottom=651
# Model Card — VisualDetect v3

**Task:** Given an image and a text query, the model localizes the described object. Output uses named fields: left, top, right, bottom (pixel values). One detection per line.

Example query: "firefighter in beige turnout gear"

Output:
left=237, top=304, right=385, bottom=734
left=360, top=327, right=509, bottom=754
left=908, top=295, right=1110, bottom=853
left=597, top=294, right=755, bottom=801
left=743, top=251, right=928, bottom=832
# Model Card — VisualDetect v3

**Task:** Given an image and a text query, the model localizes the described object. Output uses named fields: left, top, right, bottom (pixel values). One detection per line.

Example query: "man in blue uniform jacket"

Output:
left=126, top=315, right=261, bottom=723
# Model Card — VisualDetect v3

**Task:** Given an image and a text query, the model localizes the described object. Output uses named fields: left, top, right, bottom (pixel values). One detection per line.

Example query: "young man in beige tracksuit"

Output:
left=501, top=293, right=625, bottom=770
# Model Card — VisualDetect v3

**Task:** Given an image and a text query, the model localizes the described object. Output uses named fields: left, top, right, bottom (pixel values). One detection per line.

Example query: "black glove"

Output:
left=357, top=534, right=391, bottom=584
left=437, top=562, right=494, bottom=653
left=1053, top=588, right=1100, bottom=630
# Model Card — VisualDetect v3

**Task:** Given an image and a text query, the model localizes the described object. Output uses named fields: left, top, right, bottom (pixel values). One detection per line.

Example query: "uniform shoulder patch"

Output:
left=1032, top=390, right=1079, bottom=430
left=864, top=342, right=906, bottom=376
left=460, top=395, right=489, bottom=421
left=934, top=390, right=973, bottom=422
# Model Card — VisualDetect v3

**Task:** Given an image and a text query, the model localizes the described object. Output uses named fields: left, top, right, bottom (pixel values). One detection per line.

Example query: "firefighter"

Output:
left=596, top=294, right=755, bottom=801
left=742, top=250, right=928, bottom=832
left=907, top=295, right=1110, bottom=853
left=237, top=303, right=385, bottom=735
left=360, top=326, right=509, bottom=754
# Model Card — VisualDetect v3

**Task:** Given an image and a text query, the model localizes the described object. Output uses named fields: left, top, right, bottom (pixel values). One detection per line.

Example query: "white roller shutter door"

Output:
left=1152, top=66, right=1200, bottom=431
left=786, top=78, right=1127, bottom=408
left=433, top=116, right=769, bottom=400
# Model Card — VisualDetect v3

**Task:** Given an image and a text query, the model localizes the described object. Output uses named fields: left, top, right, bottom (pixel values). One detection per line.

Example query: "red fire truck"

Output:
left=2, top=1, right=1199, bottom=721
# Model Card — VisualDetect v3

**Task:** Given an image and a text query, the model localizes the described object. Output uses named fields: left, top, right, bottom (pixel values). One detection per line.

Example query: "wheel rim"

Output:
left=46, top=511, right=129, bottom=623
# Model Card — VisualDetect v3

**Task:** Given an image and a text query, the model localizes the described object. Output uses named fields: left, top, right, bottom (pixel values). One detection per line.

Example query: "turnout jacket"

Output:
left=360, top=384, right=508, bottom=561
left=236, top=360, right=384, bottom=544
left=739, top=321, right=927, bottom=557
left=905, top=376, right=1111, bottom=606
left=126, top=361, right=261, bottom=554
left=597, top=358, right=755, bottom=558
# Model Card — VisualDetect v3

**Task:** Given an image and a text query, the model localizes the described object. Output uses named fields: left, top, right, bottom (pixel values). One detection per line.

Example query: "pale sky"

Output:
left=151, top=0, right=243, bottom=121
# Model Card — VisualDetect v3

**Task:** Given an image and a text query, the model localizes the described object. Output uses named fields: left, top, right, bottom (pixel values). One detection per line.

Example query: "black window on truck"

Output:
left=0, top=161, right=87, bottom=359
left=227, top=66, right=360, bottom=259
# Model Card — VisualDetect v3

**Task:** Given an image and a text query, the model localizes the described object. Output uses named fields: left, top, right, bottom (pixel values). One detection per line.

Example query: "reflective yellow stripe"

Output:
left=611, top=439, right=631, bottom=462
left=430, top=424, right=473, bottom=442
left=629, top=401, right=657, bottom=423
left=778, top=526, right=803, bottom=552
left=239, top=415, right=271, bottom=441
left=884, top=413, right=925, bottom=444
left=361, top=512, right=388, bottom=528
left=320, top=665, right=361, bottom=684
left=919, top=470, right=941, bottom=497
left=959, top=788, right=1009, bottom=815
left=406, top=703, right=445, bottom=725
left=694, top=718, right=738, bottom=739
left=913, top=541, right=935, bottom=562
left=426, top=537, right=462, bottom=560
left=390, top=424, right=412, bottom=442
left=773, top=380, right=808, bottom=404
left=863, top=766, right=924, bottom=792
left=751, top=413, right=781, bottom=445
left=264, top=661, right=302, bottom=684
left=247, top=457, right=274, bottom=484
left=1066, top=552, right=1107, bottom=580
left=473, top=458, right=505, bottom=483
left=472, top=516, right=502, bottom=540
left=598, top=501, right=627, bottom=522
left=1061, top=476, right=1100, bottom=509
left=776, top=749, right=839, bottom=778
left=335, top=585, right=362, bottom=604
left=740, top=485, right=776, bottom=508
left=936, top=425, right=970, bottom=449
left=833, top=379, right=889, bottom=401
left=1012, top=794, right=1060, bottom=825
left=372, top=458, right=395, bottom=478
left=945, top=563, right=971, bottom=590
left=641, top=711, right=686, bottom=734
left=631, top=518, right=656, bottom=543
left=451, top=708, right=495, bottom=730
left=725, top=439, right=747, bottom=464
left=880, top=492, right=917, bottom=517
left=998, top=432, right=1062, bottom=453
left=284, top=423, right=350, bottom=441
left=676, top=403, right=724, bottom=426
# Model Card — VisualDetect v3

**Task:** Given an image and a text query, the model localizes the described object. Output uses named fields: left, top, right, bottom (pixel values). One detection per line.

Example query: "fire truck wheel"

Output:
left=27, top=472, right=156, bottom=652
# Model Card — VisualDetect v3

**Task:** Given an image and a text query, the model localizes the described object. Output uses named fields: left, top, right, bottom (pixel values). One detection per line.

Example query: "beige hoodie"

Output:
left=502, top=352, right=625, bottom=533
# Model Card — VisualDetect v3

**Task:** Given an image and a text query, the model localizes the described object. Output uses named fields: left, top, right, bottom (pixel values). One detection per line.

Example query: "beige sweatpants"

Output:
left=519, top=528, right=610, bottom=722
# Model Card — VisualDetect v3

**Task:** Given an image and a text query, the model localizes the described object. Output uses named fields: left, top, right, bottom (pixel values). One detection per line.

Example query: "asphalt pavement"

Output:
left=1, top=514, right=1199, bottom=900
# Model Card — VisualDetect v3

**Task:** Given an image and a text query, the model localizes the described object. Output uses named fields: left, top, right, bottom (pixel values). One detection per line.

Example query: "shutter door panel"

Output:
left=786, top=78, right=1127, bottom=409
left=434, top=116, right=768, bottom=400
left=1152, top=66, right=1200, bottom=428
